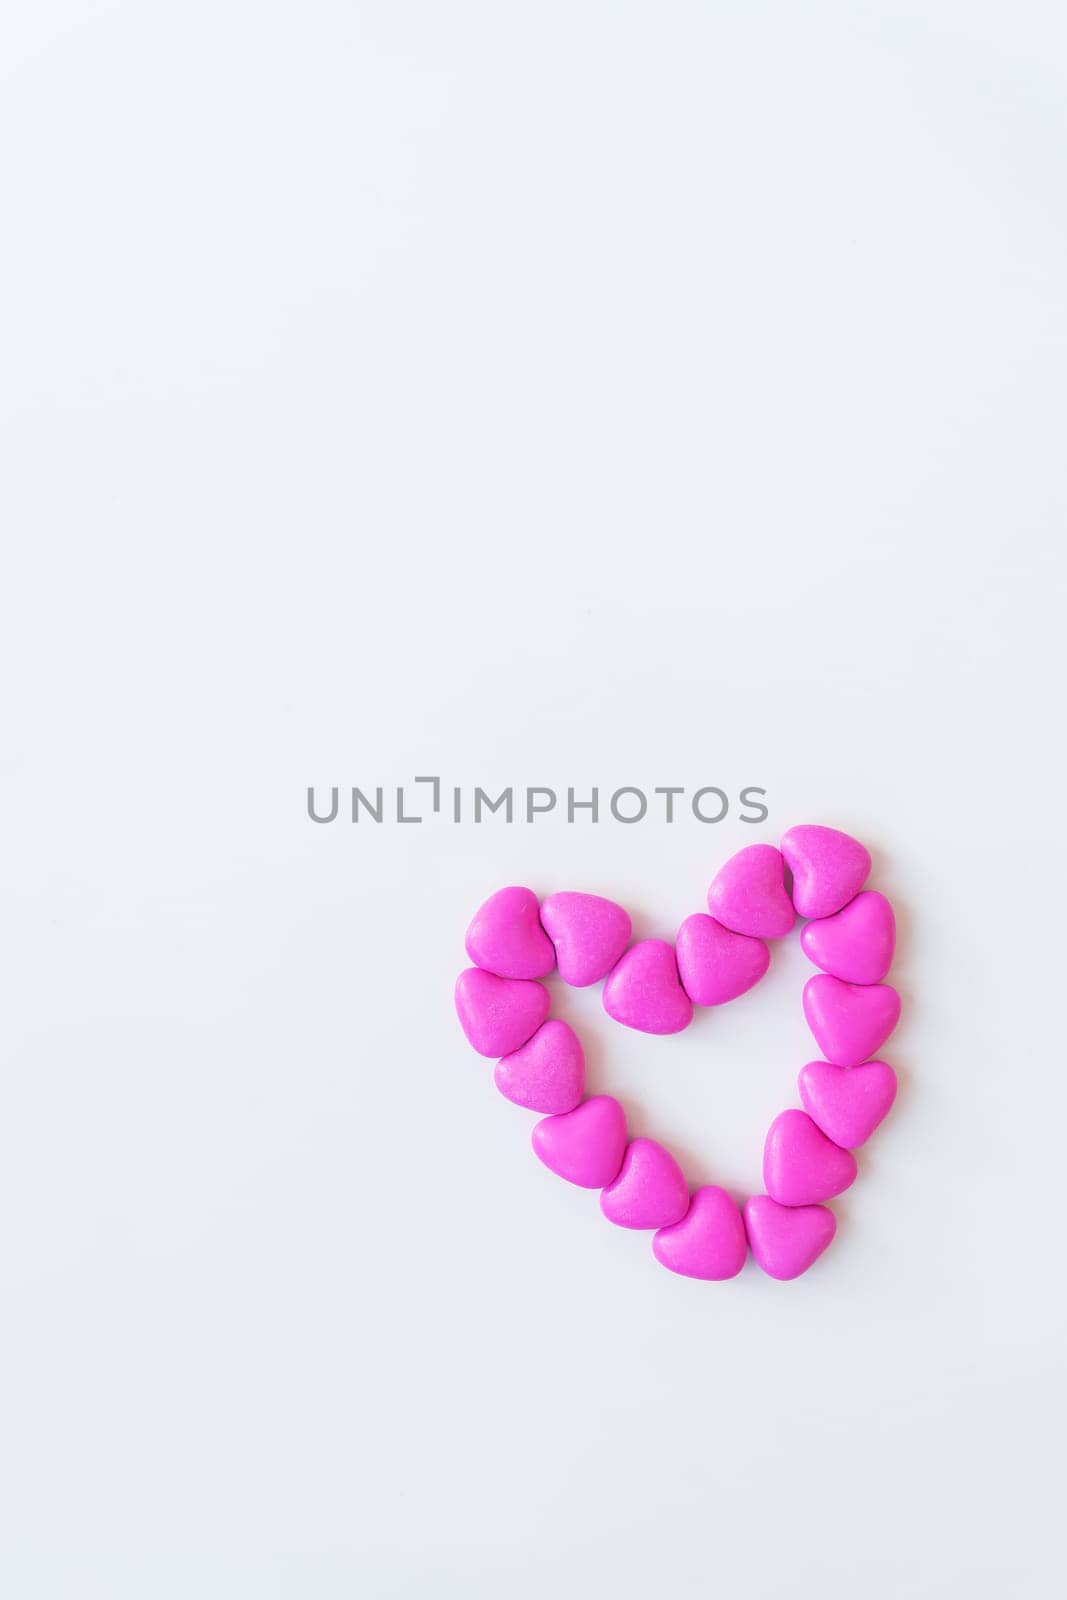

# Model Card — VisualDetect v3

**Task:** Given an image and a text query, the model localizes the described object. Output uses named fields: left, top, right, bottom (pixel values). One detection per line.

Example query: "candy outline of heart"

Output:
left=454, top=825, right=900, bottom=1282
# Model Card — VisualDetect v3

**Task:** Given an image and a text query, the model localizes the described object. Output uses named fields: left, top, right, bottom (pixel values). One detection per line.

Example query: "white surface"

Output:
left=2, top=3, right=1065, bottom=1596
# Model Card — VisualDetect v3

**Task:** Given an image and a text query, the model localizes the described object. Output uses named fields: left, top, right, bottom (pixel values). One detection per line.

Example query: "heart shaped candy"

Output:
left=743, top=1194, right=837, bottom=1281
left=465, top=885, right=556, bottom=979
left=803, top=974, right=901, bottom=1067
left=494, top=1019, right=585, bottom=1115
left=675, top=913, right=770, bottom=1006
left=602, top=939, right=693, bottom=1035
left=652, top=1186, right=748, bottom=1280
left=762, top=1108, right=858, bottom=1206
left=456, top=820, right=902, bottom=1285
left=600, top=1138, right=689, bottom=1229
left=706, top=843, right=795, bottom=939
left=798, top=1059, right=897, bottom=1149
left=781, top=825, right=871, bottom=920
left=532, top=1095, right=627, bottom=1188
left=539, top=892, right=632, bottom=987
left=800, top=890, right=895, bottom=985
left=454, top=968, right=550, bottom=1057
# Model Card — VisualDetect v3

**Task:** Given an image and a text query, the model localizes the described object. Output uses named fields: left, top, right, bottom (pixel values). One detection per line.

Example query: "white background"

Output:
left=2, top=3, right=1065, bottom=1596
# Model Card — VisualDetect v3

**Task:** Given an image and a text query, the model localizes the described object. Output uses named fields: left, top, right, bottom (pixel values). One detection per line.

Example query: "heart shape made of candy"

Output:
left=454, top=824, right=902, bottom=1282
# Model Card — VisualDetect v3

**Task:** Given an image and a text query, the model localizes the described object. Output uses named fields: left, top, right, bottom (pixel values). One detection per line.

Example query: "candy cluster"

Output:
left=454, top=825, right=900, bottom=1281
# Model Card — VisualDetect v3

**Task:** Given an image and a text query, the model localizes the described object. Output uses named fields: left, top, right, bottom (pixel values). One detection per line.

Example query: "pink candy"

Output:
left=707, top=843, right=795, bottom=939
left=763, top=1108, right=858, bottom=1206
left=781, top=824, right=871, bottom=920
left=454, top=821, right=903, bottom=1284
left=602, top=938, right=693, bottom=1035
left=801, top=890, right=895, bottom=985
left=532, top=1095, right=627, bottom=1188
left=803, top=974, right=900, bottom=1067
left=798, top=1059, right=897, bottom=1149
left=675, top=913, right=770, bottom=1006
left=454, top=967, right=550, bottom=1057
left=465, top=885, right=555, bottom=979
left=743, top=1194, right=837, bottom=1281
left=601, top=1138, right=689, bottom=1229
left=540, top=892, right=632, bottom=986
left=494, top=1020, right=585, bottom=1115
left=653, top=1186, right=748, bottom=1280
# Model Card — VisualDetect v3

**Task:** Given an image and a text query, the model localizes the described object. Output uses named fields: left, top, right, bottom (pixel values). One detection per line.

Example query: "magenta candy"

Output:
left=763, top=1108, right=857, bottom=1206
left=803, top=973, right=900, bottom=1067
left=494, top=1020, right=585, bottom=1114
left=532, top=1095, right=627, bottom=1188
left=652, top=1186, right=747, bottom=1280
left=706, top=843, right=795, bottom=940
left=600, top=1138, right=689, bottom=1229
left=798, top=1058, right=897, bottom=1149
left=744, top=1194, right=837, bottom=1280
left=801, top=890, right=895, bottom=985
left=539, top=891, right=632, bottom=987
left=457, top=836, right=904, bottom=1286
left=602, top=939, right=693, bottom=1035
left=781, top=824, right=871, bottom=920
left=465, top=885, right=555, bottom=979
left=454, top=967, right=550, bottom=1057
left=675, top=913, right=770, bottom=1006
